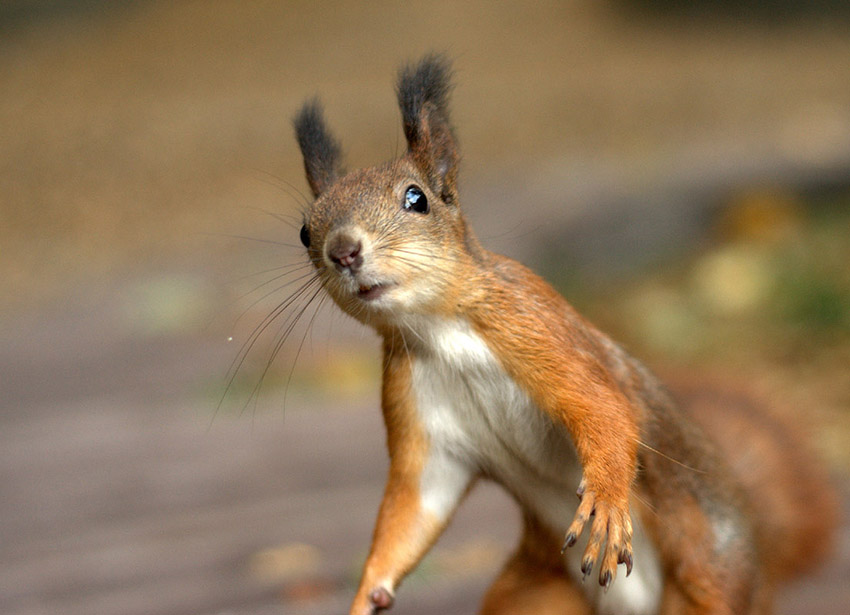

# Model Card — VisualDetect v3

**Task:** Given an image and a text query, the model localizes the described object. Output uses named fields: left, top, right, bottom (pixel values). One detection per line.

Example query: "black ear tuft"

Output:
left=293, top=98, right=344, bottom=198
left=396, top=53, right=460, bottom=203
left=397, top=53, right=454, bottom=146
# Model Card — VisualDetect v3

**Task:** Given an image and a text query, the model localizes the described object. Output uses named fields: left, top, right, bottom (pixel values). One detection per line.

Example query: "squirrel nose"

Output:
left=327, top=234, right=363, bottom=273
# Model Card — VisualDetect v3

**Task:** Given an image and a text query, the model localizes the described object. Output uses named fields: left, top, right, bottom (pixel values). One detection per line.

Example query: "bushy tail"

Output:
left=671, top=380, right=839, bottom=582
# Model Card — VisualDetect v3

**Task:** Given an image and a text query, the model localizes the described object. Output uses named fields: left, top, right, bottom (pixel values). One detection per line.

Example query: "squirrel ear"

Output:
left=293, top=99, right=344, bottom=198
left=397, top=54, right=459, bottom=204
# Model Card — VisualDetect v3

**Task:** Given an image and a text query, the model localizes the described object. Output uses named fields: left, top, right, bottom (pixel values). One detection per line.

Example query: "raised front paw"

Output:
left=561, top=479, right=634, bottom=589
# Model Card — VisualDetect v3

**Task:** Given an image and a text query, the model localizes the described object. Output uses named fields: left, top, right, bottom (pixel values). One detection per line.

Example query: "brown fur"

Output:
left=667, top=379, right=839, bottom=584
left=293, top=54, right=837, bottom=615
left=480, top=515, right=590, bottom=615
left=350, top=345, right=448, bottom=615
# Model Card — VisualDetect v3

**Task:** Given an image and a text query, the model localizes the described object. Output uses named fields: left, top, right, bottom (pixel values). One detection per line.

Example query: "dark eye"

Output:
left=299, top=224, right=311, bottom=248
left=403, top=185, right=429, bottom=214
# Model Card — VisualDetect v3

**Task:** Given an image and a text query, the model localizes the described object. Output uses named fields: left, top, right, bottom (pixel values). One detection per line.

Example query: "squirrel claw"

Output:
left=368, top=587, right=394, bottom=611
left=619, top=548, right=634, bottom=576
left=581, top=555, right=596, bottom=579
left=563, top=481, right=633, bottom=589
left=576, top=478, right=587, bottom=499
left=561, top=531, right=578, bottom=553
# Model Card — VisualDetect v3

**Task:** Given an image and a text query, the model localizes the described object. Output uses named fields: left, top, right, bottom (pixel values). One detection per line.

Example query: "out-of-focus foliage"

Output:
left=567, top=190, right=850, bottom=362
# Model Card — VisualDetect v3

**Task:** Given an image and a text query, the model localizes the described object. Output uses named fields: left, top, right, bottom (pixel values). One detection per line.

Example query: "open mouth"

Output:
left=357, top=283, right=392, bottom=301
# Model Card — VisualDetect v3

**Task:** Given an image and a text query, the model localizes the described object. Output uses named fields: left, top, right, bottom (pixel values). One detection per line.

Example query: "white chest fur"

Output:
left=404, top=317, right=662, bottom=615
left=408, top=317, right=581, bottom=493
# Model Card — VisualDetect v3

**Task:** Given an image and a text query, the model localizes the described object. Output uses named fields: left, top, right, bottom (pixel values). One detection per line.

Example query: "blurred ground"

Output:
left=1, top=1, right=849, bottom=614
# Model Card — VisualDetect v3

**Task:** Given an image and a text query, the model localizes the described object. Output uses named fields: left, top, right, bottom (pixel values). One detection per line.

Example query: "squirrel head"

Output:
left=293, top=54, right=479, bottom=328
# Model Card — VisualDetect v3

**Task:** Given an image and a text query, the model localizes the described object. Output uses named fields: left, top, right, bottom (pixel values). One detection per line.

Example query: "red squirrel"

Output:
left=291, top=54, right=837, bottom=615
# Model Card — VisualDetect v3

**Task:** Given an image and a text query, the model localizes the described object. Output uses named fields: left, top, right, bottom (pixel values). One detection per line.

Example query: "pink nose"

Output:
left=327, top=235, right=363, bottom=273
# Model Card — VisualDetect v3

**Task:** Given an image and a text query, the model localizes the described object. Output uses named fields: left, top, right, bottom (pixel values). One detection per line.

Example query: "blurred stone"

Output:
left=250, top=543, right=323, bottom=583
left=281, top=578, right=338, bottom=604
left=627, top=284, right=701, bottom=356
left=691, top=245, right=773, bottom=316
left=119, top=273, right=217, bottom=336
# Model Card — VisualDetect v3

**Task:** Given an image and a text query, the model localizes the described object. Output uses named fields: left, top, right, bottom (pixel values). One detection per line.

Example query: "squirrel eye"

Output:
left=299, top=224, right=311, bottom=248
left=403, top=186, right=429, bottom=214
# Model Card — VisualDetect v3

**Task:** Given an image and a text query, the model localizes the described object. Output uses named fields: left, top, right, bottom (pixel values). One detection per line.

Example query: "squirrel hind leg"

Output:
left=480, top=516, right=590, bottom=615
left=479, top=552, right=589, bottom=615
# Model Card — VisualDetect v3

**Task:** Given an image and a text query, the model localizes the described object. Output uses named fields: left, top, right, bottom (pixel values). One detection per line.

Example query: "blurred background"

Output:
left=1, top=1, right=848, bottom=614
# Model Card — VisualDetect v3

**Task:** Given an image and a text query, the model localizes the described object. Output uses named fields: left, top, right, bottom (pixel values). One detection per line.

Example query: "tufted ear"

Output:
left=397, top=53, right=460, bottom=205
left=293, top=98, right=344, bottom=198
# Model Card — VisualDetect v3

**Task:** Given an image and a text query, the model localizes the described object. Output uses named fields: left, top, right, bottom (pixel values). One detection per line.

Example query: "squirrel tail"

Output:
left=671, top=379, right=840, bottom=582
